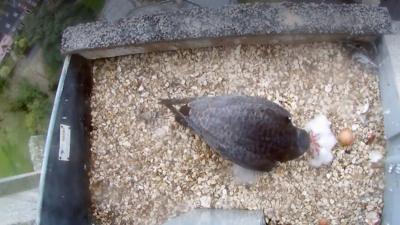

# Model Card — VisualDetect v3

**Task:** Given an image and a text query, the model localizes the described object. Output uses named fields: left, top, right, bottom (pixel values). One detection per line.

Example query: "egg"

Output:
left=338, top=128, right=354, bottom=146
left=319, top=218, right=330, bottom=225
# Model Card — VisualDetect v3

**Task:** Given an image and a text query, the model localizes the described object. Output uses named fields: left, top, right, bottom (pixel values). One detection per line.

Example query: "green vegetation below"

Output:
left=0, top=81, right=51, bottom=178
left=0, top=55, right=16, bottom=80
left=12, top=80, right=51, bottom=134
left=0, top=0, right=105, bottom=178
left=0, top=95, right=33, bottom=177
left=22, top=0, right=104, bottom=90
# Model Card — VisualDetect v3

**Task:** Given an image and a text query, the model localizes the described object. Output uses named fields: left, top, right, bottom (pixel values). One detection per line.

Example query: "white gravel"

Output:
left=89, top=42, right=385, bottom=225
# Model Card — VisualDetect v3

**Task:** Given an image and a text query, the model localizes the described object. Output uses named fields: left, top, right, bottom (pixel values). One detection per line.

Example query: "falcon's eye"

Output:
left=282, top=116, right=291, bottom=125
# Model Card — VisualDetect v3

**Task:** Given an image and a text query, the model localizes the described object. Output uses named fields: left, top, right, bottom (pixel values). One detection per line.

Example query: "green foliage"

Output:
left=44, top=44, right=62, bottom=75
left=0, top=55, right=16, bottom=79
left=22, top=1, right=101, bottom=88
left=0, top=2, right=8, bottom=15
left=14, top=36, right=30, bottom=55
left=0, top=133, right=29, bottom=177
left=0, top=135, right=22, bottom=176
left=12, top=80, right=48, bottom=111
left=11, top=81, right=51, bottom=134
left=25, top=98, right=51, bottom=134
left=47, top=68, right=59, bottom=91
left=0, top=95, right=33, bottom=177
left=0, top=66, right=12, bottom=79
left=0, top=78, right=6, bottom=94
left=80, top=0, right=105, bottom=13
left=0, top=55, right=16, bottom=71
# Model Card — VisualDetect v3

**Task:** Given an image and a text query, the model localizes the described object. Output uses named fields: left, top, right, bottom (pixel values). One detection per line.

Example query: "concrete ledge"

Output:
left=62, top=2, right=391, bottom=59
left=0, top=172, right=40, bottom=196
left=0, top=189, right=38, bottom=225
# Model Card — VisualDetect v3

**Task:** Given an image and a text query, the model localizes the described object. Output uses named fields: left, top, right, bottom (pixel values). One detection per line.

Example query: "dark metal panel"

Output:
left=39, top=55, right=92, bottom=225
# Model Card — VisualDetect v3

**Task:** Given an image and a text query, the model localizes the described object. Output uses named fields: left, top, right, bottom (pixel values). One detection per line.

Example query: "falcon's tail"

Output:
left=159, top=98, right=194, bottom=127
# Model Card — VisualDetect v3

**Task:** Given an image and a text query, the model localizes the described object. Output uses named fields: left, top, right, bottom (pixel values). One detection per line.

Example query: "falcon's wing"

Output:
left=187, top=96, right=297, bottom=160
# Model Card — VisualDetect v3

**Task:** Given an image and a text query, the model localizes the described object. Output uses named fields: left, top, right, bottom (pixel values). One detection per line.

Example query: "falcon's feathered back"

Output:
left=160, top=95, right=310, bottom=171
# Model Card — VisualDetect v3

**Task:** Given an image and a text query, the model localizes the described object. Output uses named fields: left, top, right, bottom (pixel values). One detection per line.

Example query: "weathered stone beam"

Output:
left=62, top=2, right=391, bottom=59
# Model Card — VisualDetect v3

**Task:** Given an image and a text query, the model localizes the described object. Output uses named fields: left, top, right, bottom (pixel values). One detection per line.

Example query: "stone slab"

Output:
left=62, top=2, right=391, bottom=59
left=0, top=172, right=40, bottom=197
left=162, top=209, right=265, bottom=225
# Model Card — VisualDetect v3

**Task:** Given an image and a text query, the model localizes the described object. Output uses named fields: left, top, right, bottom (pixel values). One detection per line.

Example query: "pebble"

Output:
left=369, top=150, right=383, bottom=163
left=365, top=211, right=380, bottom=225
left=89, top=43, right=385, bottom=225
left=324, top=84, right=332, bottom=93
left=199, top=196, right=212, bottom=208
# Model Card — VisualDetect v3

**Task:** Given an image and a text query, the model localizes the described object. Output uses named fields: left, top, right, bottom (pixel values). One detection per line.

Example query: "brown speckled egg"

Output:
left=318, top=218, right=329, bottom=225
left=338, top=128, right=354, bottom=146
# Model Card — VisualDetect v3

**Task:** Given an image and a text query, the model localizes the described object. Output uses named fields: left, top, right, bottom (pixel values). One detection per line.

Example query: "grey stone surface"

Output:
left=0, top=189, right=38, bottom=225
left=100, top=0, right=136, bottom=22
left=162, top=209, right=265, bottom=225
left=62, top=2, right=391, bottom=59
left=126, top=1, right=196, bottom=18
left=362, top=0, right=379, bottom=5
left=0, top=172, right=40, bottom=197
left=191, top=0, right=236, bottom=8
left=100, top=0, right=236, bottom=22
left=392, top=21, right=400, bottom=34
left=28, top=135, right=45, bottom=171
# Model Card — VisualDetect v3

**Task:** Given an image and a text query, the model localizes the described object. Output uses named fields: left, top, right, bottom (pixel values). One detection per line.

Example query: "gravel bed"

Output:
left=89, top=42, right=385, bottom=225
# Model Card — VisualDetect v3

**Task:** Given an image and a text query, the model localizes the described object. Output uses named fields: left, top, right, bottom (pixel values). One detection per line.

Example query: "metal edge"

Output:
left=378, top=35, right=400, bottom=225
left=36, top=55, right=71, bottom=225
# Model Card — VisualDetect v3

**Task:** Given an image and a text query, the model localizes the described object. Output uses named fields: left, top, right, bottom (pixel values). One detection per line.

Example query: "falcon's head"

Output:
left=295, top=128, right=311, bottom=157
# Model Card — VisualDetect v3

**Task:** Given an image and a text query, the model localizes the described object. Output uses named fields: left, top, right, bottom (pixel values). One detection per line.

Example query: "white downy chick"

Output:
left=305, top=115, right=337, bottom=167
